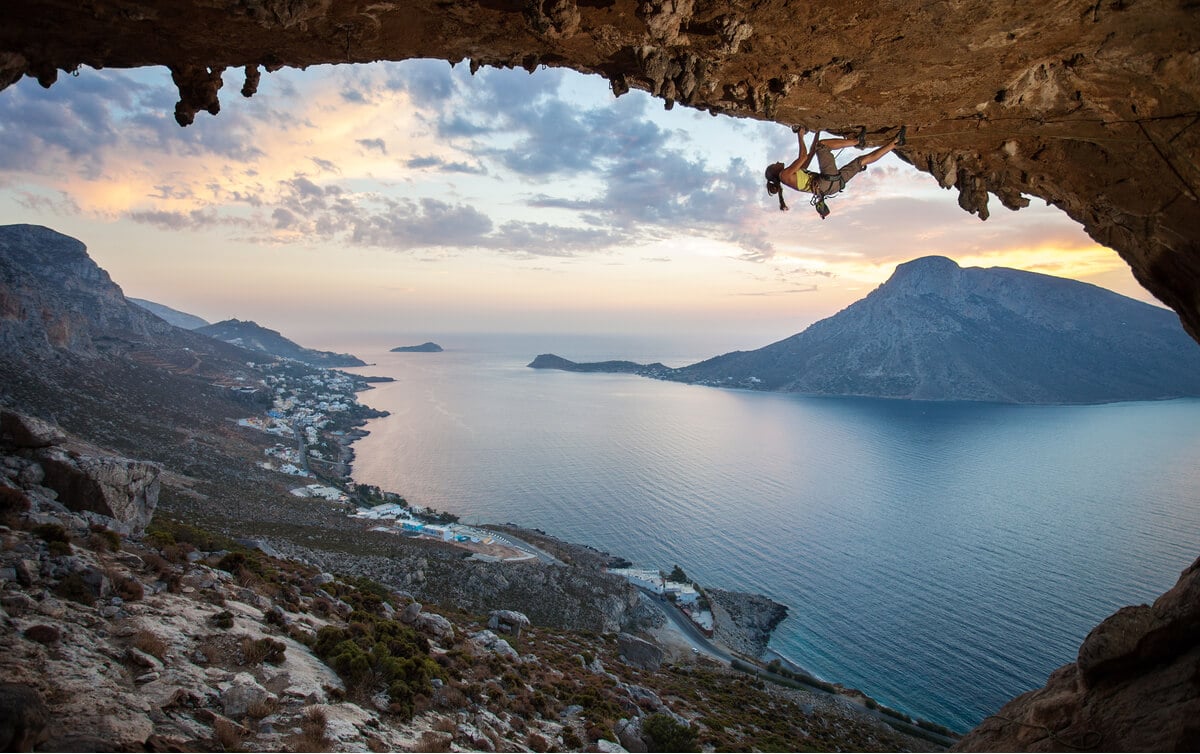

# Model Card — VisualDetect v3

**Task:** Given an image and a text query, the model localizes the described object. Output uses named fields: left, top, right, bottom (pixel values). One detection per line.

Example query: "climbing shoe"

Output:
left=856, top=127, right=867, bottom=149
left=897, top=125, right=907, bottom=146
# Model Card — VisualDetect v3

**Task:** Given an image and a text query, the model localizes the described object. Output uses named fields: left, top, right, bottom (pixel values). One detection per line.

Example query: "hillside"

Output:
left=196, top=320, right=367, bottom=368
left=129, top=298, right=210, bottom=330
left=0, top=224, right=952, bottom=751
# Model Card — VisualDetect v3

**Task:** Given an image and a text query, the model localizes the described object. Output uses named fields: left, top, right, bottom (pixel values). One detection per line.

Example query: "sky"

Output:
left=0, top=59, right=1159, bottom=354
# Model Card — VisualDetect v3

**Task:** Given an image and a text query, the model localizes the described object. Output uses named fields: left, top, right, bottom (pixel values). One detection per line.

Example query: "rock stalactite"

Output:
left=1, top=0, right=1198, bottom=342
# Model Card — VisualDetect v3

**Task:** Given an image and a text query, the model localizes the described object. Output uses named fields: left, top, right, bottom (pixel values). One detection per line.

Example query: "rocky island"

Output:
left=529, top=257, right=1200, bottom=405
left=390, top=342, right=443, bottom=353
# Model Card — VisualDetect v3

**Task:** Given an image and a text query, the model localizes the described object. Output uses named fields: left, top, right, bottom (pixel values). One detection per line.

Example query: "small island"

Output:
left=527, top=353, right=669, bottom=375
left=390, top=341, right=443, bottom=353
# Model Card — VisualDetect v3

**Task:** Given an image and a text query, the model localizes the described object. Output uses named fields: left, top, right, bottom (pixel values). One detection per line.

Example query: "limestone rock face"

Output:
left=1, top=1, right=1199, bottom=342
left=0, top=412, right=65, bottom=449
left=617, top=632, right=663, bottom=671
left=36, top=449, right=161, bottom=532
left=955, top=555, right=1200, bottom=752
left=0, top=410, right=160, bottom=533
left=487, top=609, right=531, bottom=638
left=707, top=588, right=788, bottom=658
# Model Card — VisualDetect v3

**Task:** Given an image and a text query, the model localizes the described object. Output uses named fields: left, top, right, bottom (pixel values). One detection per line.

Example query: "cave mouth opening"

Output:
left=0, top=57, right=1156, bottom=345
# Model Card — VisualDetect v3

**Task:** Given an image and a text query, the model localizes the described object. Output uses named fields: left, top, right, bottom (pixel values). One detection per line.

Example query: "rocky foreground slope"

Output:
left=1, top=410, right=928, bottom=752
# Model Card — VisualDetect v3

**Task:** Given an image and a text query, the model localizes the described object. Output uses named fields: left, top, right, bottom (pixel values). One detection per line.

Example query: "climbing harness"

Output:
left=811, top=193, right=830, bottom=219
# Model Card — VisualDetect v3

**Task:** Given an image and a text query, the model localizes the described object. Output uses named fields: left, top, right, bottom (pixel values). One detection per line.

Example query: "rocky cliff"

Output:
left=954, top=555, right=1200, bottom=752
left=2, top=0, right=1199, bottom=344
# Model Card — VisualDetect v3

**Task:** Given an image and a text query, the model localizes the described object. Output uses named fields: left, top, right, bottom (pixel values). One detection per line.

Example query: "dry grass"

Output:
left=132, top=630, right=169, bottom=659
left=246, top=696, right=278, bottom=719
left=296, top=706, right=331, bottom=752
left=240, top=636, right=286, bottom=666
left=213, top=717, right=247, bottom=751
left=416, top=731, right=453, bottom=752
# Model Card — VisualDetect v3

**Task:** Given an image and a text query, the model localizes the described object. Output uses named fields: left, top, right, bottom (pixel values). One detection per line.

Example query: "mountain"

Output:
left=0, top=224, right=185, bottom=359
left=128, top=297, right=210, bottom=329
left=531, top=257, right=1200, bottom=404
left=390, top=341, right=443, bottom=353
left=671, top=257, right=1200, bottom=403
left=196, top=319, right=366, bottom=367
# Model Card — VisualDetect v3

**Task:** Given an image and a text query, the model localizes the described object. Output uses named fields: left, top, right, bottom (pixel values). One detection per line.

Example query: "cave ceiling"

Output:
left=3, top=0, right=1199, bottom=341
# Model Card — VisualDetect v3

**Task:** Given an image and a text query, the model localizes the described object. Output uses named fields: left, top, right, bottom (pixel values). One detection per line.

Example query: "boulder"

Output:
left=35, top=449, right=160, bottom=533
left=617, top=633, right=663, bottom=671
left=470, top=630, right=519, bottom=661
left=487, top=609, right=530, bottom=638
left=0, top=683, right=50, bottom=752
left=614, top=717, right=648, bottom=753
left=221, top=673, right=275, bottom=719
left=414, top=612, right=455, bottom=643
left=399, top=601, right=422, bottom=624
left=0, top=411, right=65, bottom=449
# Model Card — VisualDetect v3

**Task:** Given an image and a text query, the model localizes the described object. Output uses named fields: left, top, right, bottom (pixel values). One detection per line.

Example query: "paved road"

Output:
left=636, top=586, right=731, bottom=663
left=480, top=527, right=567, bottom=566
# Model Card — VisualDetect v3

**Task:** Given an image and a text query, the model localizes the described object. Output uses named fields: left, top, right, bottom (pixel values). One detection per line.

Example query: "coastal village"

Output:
left=232, top=358, right=721, bottom=635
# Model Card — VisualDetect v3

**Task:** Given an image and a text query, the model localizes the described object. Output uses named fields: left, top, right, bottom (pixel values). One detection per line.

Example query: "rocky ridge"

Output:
left=2, top=0, right=1198, bottom=343
left=196, top=319, right=367, bottom=368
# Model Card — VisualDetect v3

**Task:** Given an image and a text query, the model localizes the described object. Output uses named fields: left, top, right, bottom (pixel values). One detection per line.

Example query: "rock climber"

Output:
left=765, top=125, right=906, bottom=216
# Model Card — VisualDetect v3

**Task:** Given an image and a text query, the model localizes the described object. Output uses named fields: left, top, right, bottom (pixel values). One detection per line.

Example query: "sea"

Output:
left=341, top=332, right=1200, bottom=733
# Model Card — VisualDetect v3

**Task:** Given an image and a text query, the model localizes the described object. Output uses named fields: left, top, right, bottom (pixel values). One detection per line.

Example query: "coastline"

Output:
left=340, top=378, right=795, bottom=659
left=333, top=360, right=961, bottom=742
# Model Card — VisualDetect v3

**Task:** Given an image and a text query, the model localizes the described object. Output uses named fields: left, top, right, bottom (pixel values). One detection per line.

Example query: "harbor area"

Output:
left=350, top=503, right=539, bottom=562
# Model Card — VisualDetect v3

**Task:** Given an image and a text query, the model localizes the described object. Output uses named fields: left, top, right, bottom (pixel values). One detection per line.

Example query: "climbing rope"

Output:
left=984, top=714, right=1103, bottom=751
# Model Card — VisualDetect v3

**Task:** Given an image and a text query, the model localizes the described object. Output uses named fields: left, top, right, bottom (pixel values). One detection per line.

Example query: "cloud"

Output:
left=127, top=207, right=228, bottom=230
left=355, top=138, right=387, bottom=154
left=732, top=285, right=820, bottom=296
left=13, top=190, right=81, bottom=215
left=310, top=157, right=339, bottom=173
left=405, top=155, right=487, bottom=174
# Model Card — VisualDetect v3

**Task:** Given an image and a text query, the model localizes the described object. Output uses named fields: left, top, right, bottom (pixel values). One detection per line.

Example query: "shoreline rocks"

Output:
left=707, top=587, right=789, bottom=659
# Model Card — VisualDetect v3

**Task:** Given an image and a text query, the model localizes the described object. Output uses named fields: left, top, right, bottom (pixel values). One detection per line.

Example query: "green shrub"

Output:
left=561, top=727, right=582, bottom=750
left=643, top=713, right=697, bottom=753
left=313, top=616, right=440, bottom=720
left=241, top=636, right=287, bottom=665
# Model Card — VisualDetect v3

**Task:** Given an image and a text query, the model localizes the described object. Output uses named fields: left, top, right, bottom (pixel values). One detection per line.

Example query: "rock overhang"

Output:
left=2, top=0, right=1198, bottom=341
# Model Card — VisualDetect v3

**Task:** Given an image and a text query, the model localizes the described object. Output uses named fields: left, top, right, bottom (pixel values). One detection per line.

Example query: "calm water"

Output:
left=344, top=333, right=1200, bottom=732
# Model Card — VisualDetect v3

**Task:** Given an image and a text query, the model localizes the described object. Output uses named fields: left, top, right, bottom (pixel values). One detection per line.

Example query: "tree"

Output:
left=667, top=565, right=688, bottom=583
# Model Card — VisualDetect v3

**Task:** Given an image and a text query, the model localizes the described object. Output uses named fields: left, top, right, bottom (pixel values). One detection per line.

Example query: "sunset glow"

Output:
left=0, top=60, right=1156, bottom=350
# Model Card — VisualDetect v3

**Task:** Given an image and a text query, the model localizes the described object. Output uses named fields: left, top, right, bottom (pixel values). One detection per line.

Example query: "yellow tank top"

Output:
left=793, top=171, right=813, bottom=193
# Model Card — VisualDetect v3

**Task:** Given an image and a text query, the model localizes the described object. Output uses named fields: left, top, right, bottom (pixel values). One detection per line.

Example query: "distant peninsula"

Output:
left=390, top=342, right=443, bottom=353
left=527, top=353, right=668, bottom=375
